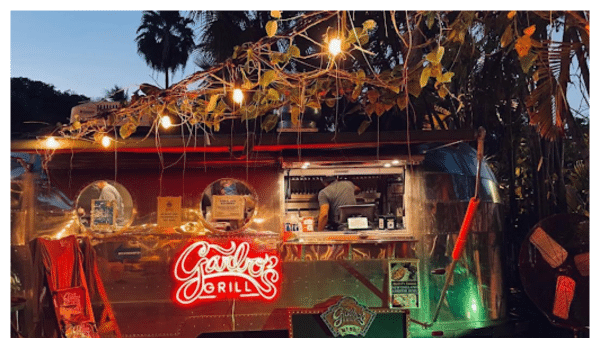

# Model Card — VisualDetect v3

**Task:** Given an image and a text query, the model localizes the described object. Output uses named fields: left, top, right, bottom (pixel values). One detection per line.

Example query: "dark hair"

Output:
left=322, top=176, right=337, bottom=184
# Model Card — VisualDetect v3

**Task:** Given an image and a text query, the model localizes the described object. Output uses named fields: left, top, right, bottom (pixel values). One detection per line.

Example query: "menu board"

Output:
left=389, top=259, right=420, bottom=309
left=212, top=195, right=245, bottom=220
left=157, top=196, right=182, bottom=228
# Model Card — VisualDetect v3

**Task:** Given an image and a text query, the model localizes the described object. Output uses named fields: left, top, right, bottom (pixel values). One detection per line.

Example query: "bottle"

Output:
left=291, top=212, right=301, bottom=232
left=378, top=215, right=386, bottom=230
left=284, top=213, right=292, bottom=232
left=386, top=214, right=395, bottom=230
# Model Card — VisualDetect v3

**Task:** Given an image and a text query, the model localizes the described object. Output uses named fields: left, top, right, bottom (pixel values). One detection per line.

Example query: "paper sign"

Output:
left=157, top=196, right=182, bottom=228
left=211, top=195, right=245, bottom=220
left=389, top=260, right=420, bottom=309
left=91, top=199, right=116, bottom=231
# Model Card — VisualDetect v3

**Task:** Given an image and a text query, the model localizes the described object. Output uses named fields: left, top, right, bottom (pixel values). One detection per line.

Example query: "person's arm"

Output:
left=318, top=204, right=329, bottom=231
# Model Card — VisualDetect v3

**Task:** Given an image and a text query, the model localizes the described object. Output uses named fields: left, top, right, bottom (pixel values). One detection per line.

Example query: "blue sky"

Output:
left=10, top=11, right=201, bottom=100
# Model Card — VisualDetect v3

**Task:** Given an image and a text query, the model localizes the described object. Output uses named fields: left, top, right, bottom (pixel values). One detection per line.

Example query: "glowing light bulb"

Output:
left=101, top=136, right=112, bottom=148
left=384, top=163, right=392, bottom=168
left=233, top=88, right=244, bottom=104
left=46, top=136, right=59, bottom=149
left=161, top=115, right=172, bottom=129
left=392, top=159, right=400, bottom=165
left=328, top=38, right=342, bottom=56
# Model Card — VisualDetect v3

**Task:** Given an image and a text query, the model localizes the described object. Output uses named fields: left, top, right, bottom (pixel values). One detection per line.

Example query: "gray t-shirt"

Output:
left=318, top=180, right=357, bottom=224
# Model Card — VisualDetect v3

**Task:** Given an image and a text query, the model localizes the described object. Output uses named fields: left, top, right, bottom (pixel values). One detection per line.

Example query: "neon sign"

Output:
left=172, top=238, right=281, bottom=306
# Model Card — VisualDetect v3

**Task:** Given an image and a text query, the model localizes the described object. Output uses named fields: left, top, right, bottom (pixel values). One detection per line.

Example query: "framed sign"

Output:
left=389, top=259, right=420, bottom=309
left=171, top=238, right=282, bottom=306
left=157, top=196, right=182, bottom=228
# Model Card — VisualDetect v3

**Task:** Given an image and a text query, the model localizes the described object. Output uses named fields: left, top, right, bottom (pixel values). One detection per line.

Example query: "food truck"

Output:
left=11, top=128, right=507, bottom=338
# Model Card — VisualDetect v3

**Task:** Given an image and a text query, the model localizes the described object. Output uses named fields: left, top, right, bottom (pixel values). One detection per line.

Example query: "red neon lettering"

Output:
left=172, top=239, right=281, bottom=306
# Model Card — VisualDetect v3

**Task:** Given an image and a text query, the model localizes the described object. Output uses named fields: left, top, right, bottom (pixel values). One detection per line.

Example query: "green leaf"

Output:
left=261, top=114, right=279, bottom=131
left=260, top=70, right=277, bottom=87
left=358, top=120, right=371, bottom=135
left=266, top=20, right=278, bottom=37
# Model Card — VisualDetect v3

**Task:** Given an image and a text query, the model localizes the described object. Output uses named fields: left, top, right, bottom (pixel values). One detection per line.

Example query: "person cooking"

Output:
left=317, top=176, right=360, bottom=231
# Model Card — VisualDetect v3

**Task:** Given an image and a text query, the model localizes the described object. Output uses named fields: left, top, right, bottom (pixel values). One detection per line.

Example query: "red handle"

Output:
left=452, top=197, right=480, bottom=260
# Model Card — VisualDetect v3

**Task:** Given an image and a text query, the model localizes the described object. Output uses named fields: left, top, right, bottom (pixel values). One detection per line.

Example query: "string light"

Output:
left=328, top=38, right=342, bottom=56
left=101, top=136, right=112, bottom=148
left=161, top=115, right=172, bottom=129
left=46, top=136, right=59, bottom=149
left=233, top=88, right=244, bottom=104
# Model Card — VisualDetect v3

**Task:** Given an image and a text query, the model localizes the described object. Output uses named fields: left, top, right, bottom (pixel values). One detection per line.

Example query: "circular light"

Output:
left=328, top=38, right=342, bottom=56
left=161, top=115, right=172, bottom=129
left=392, top=159, right=400, bottom=165
left=233, top=88, right=244, bottom=104
left=46, top=136, right=59, bottom=149
left=101, top=136, right=112, bottom=148
left=384, top=163, right=392, bottom=168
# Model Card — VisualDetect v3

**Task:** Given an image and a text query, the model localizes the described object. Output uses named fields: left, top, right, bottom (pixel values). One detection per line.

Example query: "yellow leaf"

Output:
left=290, top=106, right=301, bottom=125
left=437, top=85, right=449, bottom=99
left=426, top=46, right=445, bottom=64
left=438, top=71, right=454, bottom=83
left=267, top=88, right=280, bottom=101
left=514, top=35, right=532, bottom=58
left=420, top=66, right=432, bottom=88
left=288, top=45, right=300, bottom=58
left=266, top=20, right=278, bottom=37
left=523, top=24, right=536, bottom=37
left=507, top=11, right=517, bottom=19
left=259, top=70, right=277, bottom=87
left=430, top=63, right=442, bottom=79
left=207, top=94, right=219, bottom=112
left=270, top=10, right=281, bottom=19
left=501, top=25, right=514, bottom=48
left=362, top=19, right=376, bottom=31
left=325, top=98, right=336, bottom=108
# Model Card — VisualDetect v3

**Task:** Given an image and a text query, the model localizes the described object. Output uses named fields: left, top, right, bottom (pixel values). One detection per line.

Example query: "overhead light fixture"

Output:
left=384, top=163, right=392, bottom=168
left=392, top=159, right=400, bottom=165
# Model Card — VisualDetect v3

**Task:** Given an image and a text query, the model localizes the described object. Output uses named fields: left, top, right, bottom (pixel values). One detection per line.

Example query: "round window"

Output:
left=200, top=178, right=258, bottom=233
left=75, top=180, right=134, bottom=233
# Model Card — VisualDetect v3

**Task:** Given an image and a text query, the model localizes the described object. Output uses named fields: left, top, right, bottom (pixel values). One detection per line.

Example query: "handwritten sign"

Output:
left=171, top=238, right=281, bottom=306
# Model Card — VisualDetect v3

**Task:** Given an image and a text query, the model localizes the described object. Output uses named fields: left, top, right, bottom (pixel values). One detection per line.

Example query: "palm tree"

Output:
left=135, top=11, right=196, bottom=89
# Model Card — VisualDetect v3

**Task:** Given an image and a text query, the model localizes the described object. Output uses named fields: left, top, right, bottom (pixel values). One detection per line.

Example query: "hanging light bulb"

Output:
left=233, top=88, right=244, bottom=104
left=328, top=38, right=342, bottom=56
left=46, top=136, right=59, bottom=149
left=161, top=115, right=172, bottom=129
left=101, top=136, right=112, bottom=148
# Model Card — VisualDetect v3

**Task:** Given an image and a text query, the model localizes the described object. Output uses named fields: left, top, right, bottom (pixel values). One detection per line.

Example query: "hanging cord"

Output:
left=411, top=126, right=486, bottom=328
